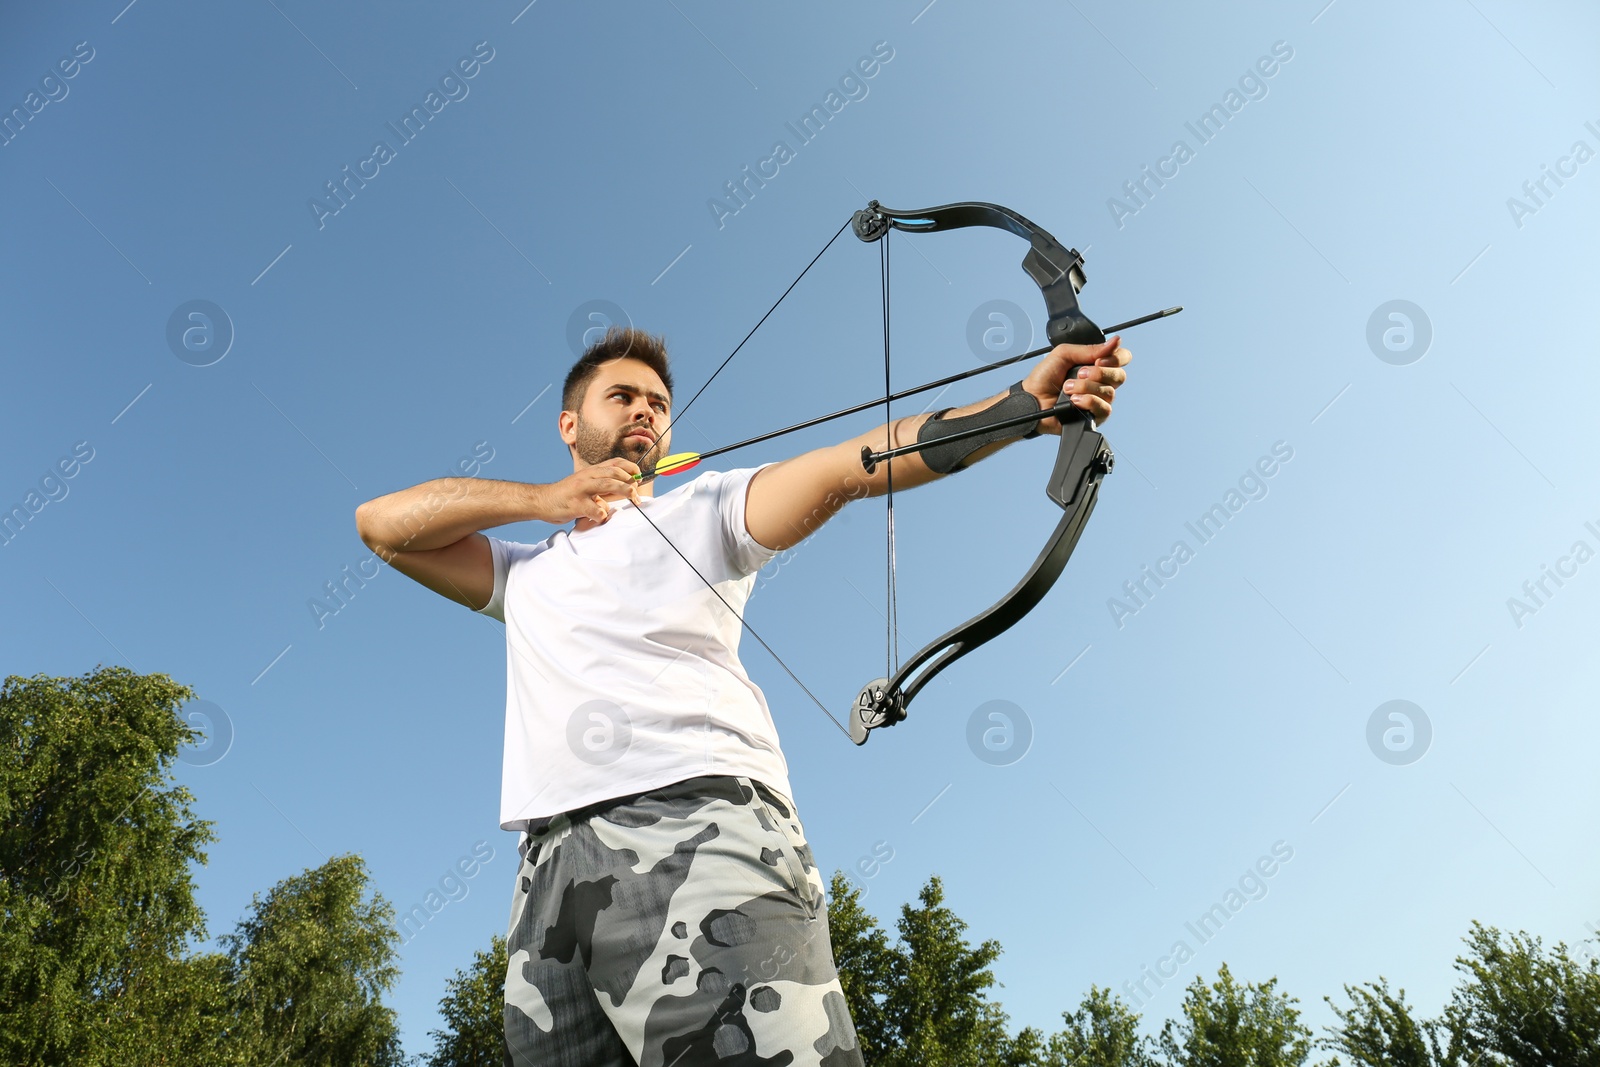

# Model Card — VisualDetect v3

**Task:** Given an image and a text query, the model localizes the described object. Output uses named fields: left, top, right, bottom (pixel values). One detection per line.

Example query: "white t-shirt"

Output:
left=475, top=465, right=794, bottom=831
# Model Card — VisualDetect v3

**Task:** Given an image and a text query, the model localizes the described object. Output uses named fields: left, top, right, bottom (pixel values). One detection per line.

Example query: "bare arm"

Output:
left=745, top=338, right=1128, bottom=552
left=742, top=393, right=1012, bottom=552
left=354, top=462, right=643, bottom=609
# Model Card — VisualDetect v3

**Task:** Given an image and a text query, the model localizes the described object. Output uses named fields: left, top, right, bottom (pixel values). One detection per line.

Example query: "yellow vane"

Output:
left=637, top=452, right=702, bottom=480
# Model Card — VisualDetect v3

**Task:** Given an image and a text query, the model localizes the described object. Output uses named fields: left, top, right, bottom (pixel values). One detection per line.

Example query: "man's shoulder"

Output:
left=487, top=529, right=561, bottom=562
left=681, top=463, right=770, bottom=493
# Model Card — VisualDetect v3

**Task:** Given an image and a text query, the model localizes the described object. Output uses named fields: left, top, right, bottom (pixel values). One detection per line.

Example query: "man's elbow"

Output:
left=353, top=501, right=391, bottom=556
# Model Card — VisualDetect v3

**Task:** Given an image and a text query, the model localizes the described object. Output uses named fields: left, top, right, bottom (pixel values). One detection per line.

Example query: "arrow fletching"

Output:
left=644, top=452, right=702, bottom=479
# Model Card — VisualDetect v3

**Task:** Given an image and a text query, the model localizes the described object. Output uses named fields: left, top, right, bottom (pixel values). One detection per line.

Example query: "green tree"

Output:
left=219, top=854, right=409, bottom=1067
left=827, top=872, right=899, bottom=1059
left=1322, top=977, right=1452, bottom=1067
left=1157, top=963, right=1322, bottom=1067
left=1042, top=984, right=1157, bottom=1067
left=1323, top=923, right=1600, bottom=1066
left=424, top=933, right=507, bottom=1067
left=1438, top=921, right=1600, bottom=1066
left=0, top=666, right=220, bottom=1064
left=1, top=666, right=414, bottom=1066
left=828, top=871, right=1036, bottom=1066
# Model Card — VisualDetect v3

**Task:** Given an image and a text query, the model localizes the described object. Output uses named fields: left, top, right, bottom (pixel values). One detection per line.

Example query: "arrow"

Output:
left=859, top=397, right=1085, bottom=473
left=635, top=305, right=1180, bottom=481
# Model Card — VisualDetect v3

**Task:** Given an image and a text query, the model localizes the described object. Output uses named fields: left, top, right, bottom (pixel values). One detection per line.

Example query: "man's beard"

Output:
left=573, top=417, right=658, bottom=477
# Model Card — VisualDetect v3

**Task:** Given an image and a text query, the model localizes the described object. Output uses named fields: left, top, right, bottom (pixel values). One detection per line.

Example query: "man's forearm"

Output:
left=355, top=478, right=555, bottom=555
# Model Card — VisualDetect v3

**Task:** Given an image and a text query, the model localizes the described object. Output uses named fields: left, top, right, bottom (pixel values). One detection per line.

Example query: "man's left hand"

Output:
left=1022, top=336, right=1130, bottom=433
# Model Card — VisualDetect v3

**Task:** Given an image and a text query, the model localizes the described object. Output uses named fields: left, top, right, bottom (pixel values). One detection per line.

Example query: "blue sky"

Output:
left=4, top=0, right=1598, bottom=1054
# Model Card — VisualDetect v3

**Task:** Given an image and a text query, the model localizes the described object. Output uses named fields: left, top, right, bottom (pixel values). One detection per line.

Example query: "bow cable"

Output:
left=631, top=505, right=851, bottom=739
left=880, top=235, right=900, bottom=682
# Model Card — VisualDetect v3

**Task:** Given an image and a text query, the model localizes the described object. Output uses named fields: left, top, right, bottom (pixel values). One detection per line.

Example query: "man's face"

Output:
left=567, top=358, right=671, bottom=476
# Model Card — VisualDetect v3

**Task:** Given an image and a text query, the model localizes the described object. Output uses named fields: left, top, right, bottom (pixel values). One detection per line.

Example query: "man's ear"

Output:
left=557, top=409, right=578, bottom=446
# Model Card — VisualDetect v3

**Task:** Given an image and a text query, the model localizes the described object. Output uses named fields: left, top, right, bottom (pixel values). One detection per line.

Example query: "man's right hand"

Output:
left=544, top=458, right=643, bottom=526
left=353, top=460, right=648, bottom=613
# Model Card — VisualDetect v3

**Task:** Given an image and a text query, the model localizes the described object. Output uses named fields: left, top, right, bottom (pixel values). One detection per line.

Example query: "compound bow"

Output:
left=634, top=199, right=1177, bottom=746
left=844, top=201, right=1113, bottom=744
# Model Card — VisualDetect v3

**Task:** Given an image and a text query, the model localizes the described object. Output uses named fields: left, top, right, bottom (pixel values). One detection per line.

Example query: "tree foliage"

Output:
left=1157, top=963, right=1321, bottom=1067
left=11, top=667, right=1600, bottom=1066
left=424, top=933, right=507, bottom=1067
left=0, top=667, right=408, bottom=1066
left=1042, top=984, right=1159, bottom=1067
left=826, top=871, right=1044, bottom=1066
left=1442, top=922, right=1600, bottom=1066
left=1322, top=977, right=1449, bottom=1067
left=1323, top=922, right=1600, bottom=1067
left=218, top=854, right=408, bottom=1066
left=828, top=872, right=899, bottom=1059
left=0, top=667, right=218, bottom=1064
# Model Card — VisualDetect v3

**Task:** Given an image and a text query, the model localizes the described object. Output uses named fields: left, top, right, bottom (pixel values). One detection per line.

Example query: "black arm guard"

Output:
left=915, top=380, right=1045, bottom=474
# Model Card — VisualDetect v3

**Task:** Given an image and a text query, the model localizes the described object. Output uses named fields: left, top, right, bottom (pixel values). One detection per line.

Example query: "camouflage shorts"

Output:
left=502, top=774, right=864, bottom=1066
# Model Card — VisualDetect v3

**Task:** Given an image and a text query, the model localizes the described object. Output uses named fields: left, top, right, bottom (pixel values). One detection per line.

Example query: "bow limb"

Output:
left=849, top=411, right=1113, bottom=743
left=851, top=201, right=1107, bottom=347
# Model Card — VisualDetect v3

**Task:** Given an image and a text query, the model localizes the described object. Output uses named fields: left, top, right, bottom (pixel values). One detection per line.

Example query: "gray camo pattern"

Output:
left=503, top=775, right=863, bottom=1066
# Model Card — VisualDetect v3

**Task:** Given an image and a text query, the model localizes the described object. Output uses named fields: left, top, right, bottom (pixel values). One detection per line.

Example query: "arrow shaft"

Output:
left=861, top=397, right=1083, bottom=472
left=691, top=306, right=1179, bottom=465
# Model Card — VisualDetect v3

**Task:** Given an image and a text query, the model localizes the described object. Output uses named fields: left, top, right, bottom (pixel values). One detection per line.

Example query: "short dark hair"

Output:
left=561, top=326, right=674, bottom=413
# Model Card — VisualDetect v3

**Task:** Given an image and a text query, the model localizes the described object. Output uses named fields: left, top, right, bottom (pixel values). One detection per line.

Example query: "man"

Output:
left=354, top=326, right=1127, bottom=1065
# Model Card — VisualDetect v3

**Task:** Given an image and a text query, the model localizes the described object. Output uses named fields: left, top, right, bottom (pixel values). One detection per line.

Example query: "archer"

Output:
left=354, top=324, right=1128, bottom=1064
